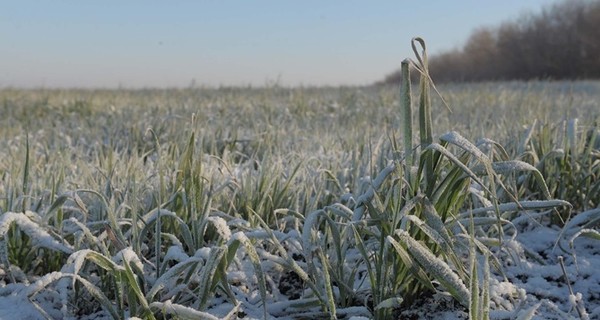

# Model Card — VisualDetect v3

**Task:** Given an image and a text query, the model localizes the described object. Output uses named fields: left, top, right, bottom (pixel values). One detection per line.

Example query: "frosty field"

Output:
left=0, top=75, right=599, bottom=319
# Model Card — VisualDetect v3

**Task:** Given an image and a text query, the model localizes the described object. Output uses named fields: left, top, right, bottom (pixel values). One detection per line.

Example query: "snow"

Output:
left=0, top=294, right=46, bottom=320
left=1, top=209, right=599, bottom=319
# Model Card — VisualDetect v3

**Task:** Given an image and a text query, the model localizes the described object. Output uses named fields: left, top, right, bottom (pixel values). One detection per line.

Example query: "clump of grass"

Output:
left=297, top=38, right=569, bottom=319
left=515, top=119, right=600, bottom=217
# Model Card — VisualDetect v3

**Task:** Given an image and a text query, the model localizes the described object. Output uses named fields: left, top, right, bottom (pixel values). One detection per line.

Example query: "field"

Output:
left=0, top=69, right=599, bottom=319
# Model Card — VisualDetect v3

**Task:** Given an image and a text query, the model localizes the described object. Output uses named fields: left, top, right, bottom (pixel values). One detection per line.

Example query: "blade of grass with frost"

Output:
left=148, top=257, right=203, bottom=300
left=286, top=209, right=334, bottom=302
left=393, top=229, right=469, bottom=307
left=515, top=303, right=542, bottom=320
left=471, top=160, right=552, bottom=200
left=150, top=300, right=225, bottom=320
left=400, top=59, right=413, bottom=168
left=420, top=197, right=455, bottom=249
left=409, top=37, right=452, bottom=114
left=196, top=246, right=226, bottom=310
left=440, top=131, right=492, bottom=168
left=76, top=189, right=127, bottom=248
left=228, top=232, right=268, bottom=319
left=43, top=193, right=69, bottom=224
left=570, top=229, right=600, bottom=249
left=469, top=241, right=478, bottom=320
left=44, top=192, right=69, bottom=234
left=402, top=215, right=448, bottom=250
left=206, top=216, right=232, bottom=244
left=583, top=124, right=598, bottom=159
left=460, top=200, right=570, bottom=216
left=386, top=236, right=436, bottom=291
left=175, top=131, right=195, bottom=192
left=192, top=182, right=213, bottom=249
left=481, top=252, right=490, bottom=320
left=272, top=160, right=304, bottom=211
left=65, top=217, right=106, bottom=253
left=426, top=143, right=491, bottom=195
left=416, top=38, right=432, bottom=148
left=123, top=257, right=154, bottom=319
left=350, top=225, right=377, bottom=304
left=439, top=131, right=500, bottom=208
left=303, top=209, right=344, bottom=273
left=353, top=225, right=404, bottom=319
left=147, top=128, right=165, bottom=278
left=401, top=211, right=467, bottom=280
left=351, top=163, right=396, bottom=221
left=476, top=138, right=510, bottom=161
left=414, top=37, right=437, bottom=196
left=138, top=209, right=194, bottom=255
left=21, top=133, right=30, bottom=212
left=518, top=120, right=537, bottom=155
left=62, top=250, right=127, bottom=316
left=0, top=211, right=73, bottom=254
left=468, top=212, right=479, bottom=320
left=567, top=118, right=578, bottom=168
left=563, top=207, right=600, bottom=234
left=316, top=207, right=349, bottom=288
left=317, top=248, right=337, bottom=319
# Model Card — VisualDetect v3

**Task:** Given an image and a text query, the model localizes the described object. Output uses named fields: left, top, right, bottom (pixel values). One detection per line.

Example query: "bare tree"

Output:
left=380, top=0, right=600, bottom=84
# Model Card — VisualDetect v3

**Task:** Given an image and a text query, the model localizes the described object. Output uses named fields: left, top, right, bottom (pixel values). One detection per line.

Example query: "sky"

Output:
left=1, top=0, right=557, bottom=89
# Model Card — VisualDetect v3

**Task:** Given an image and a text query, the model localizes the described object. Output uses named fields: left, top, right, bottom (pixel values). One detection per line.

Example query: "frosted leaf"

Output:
left=394, top=230, right=469, bottom=307
left=207, top=216, right=231, bottom=241
left=0, top=211, right=73, bottom=254
left=149, top=300, right=222, bottom=320
left=22, top=271, right=68, bottom=297
left=352, top=163, right=397, bottom=221
left=440, top=131, right=489, bottom=162
left=164, top=245, right=190, bottom=262
left=113, top=247, right=144, bottom=272
left=302, top=209, right=323, bottom=256
left=147, top=257, right=205, bottom=300
left=564, top=208, right=600, bottom=234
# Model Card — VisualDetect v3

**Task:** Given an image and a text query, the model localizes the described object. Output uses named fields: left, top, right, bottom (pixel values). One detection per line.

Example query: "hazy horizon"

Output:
left=2, top=0, right=556, bottom=89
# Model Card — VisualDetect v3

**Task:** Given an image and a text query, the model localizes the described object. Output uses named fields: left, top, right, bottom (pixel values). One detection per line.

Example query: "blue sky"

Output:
left=1, top=0, right=556, bottom=88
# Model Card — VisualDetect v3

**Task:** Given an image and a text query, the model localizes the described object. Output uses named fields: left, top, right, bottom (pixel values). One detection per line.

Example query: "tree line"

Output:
left=382, top=0, right=600, bottom=84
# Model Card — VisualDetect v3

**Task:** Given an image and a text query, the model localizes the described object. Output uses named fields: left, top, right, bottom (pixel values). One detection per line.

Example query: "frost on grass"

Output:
left=393, top=230, right=470, bottom=307
left=150, top=299, right=239, bottom=320
left=112, top=247, right=144, bottom=272
left=206, top=216, right=232, bottom=241
left=0, top=211, right=73, bottom=254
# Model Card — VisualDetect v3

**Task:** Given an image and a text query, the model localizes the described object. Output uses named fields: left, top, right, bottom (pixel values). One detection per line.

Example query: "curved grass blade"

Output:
left=394, top=230, right=469, bottom=307
left=229, top=232, right=268, bottom=319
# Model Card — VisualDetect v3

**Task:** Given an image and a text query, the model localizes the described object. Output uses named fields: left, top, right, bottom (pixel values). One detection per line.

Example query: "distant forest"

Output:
left=382, top=0, right=600, bottom=84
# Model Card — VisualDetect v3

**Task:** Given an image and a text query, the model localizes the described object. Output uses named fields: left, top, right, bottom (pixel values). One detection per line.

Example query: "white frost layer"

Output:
left=0, top=295, right=43, bottom=320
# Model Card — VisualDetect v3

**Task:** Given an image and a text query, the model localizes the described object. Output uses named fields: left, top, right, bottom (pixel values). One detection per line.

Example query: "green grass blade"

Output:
left=122, top=256, right=154, bottom=319
left=22, top=133, right=30, bottom=212
left=400, top=59, right=413, bottom=167
left=317, top=248, right=337, bottom=319
left=229, top=232, right=268, bottom=319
